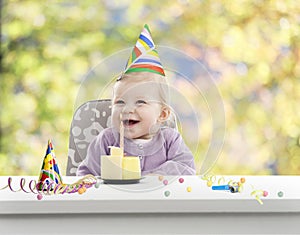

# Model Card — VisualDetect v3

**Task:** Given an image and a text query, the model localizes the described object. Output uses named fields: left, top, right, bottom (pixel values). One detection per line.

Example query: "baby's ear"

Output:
left=158, top=106, right=171, bottom=122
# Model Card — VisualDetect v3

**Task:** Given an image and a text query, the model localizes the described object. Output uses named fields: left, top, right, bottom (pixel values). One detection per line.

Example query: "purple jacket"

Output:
left=76, top=127, right=196, bottom=176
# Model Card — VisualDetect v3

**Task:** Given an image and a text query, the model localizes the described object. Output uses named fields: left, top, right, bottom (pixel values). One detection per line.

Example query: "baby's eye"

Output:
left=114, top=100, right=125, bottom=105
left=136, top=100, right=147, bottom=105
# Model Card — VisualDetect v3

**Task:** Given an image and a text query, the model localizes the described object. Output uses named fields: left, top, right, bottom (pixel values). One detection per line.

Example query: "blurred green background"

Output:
left=1, top=0, right=300, bottom=176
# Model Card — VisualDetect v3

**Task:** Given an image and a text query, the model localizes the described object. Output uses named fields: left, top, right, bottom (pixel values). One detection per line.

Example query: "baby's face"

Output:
left=112, top=81, right=163, bottom=139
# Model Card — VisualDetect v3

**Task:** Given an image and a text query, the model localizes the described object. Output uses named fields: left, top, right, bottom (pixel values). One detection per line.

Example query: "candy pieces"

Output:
left=278, top=191, right=284, bottom=197
left=94, top=181, right=101, bottom=188
left=207, top=180, right=213, bottom=187
left=263, top=191, right=268, bottom=197
left=186, top=186, right=192, bottom=192
left=78, top=186, right=86, bottom=195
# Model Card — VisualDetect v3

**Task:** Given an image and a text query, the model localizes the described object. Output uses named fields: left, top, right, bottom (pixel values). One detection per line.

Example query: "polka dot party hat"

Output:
left=124, top=24, right=165, bottom=76
left=37, top=140, right=63, bottom=190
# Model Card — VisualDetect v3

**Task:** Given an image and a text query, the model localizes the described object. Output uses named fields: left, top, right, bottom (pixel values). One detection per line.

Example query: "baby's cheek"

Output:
left=145, top=107, right=161, bottom=118
left=111, top=110, right=120, bottom=128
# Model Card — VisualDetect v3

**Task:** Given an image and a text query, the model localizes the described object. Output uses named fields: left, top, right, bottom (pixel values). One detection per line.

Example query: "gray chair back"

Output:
left=66, top=99, right=112, bottom=175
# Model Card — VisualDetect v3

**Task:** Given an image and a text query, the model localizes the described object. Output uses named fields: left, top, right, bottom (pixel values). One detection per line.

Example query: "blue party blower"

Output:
left=212, top=184, right=239, bottom=193
left=212, top=185, right=230, bottom=191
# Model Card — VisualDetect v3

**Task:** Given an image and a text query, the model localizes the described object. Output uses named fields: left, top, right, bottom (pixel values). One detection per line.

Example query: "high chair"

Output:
left=66, top=99, right=177, bottom=176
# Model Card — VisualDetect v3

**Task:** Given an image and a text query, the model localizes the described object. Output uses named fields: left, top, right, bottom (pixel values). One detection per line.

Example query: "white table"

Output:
left=1, top=175, right=300, bottom=234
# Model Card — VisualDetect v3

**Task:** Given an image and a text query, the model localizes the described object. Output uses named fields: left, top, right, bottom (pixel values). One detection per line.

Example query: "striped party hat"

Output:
left=37, top=140, right=63, bottom=190
left=124, top=24, right=165, bottom=76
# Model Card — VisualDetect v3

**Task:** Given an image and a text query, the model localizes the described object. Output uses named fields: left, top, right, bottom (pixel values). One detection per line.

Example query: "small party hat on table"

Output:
left=37, top=140, right=63, bottom=191
left=123, top=24, right=165, bottom=76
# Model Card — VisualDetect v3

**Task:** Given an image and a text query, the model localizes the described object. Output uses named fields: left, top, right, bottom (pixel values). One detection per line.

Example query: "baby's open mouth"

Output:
left=123, top=119, right=140, bottom=126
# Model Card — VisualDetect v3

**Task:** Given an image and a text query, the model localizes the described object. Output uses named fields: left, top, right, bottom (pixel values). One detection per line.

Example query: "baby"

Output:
left=76, top=24, right=196, bottom=176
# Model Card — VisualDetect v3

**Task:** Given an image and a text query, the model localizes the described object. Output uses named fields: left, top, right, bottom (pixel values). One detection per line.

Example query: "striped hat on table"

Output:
left=123, top=24, right=165, bottom=77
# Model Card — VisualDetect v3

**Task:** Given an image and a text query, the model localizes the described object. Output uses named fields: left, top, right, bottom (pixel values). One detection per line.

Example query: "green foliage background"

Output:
left=1, top=0, right=300, bottom=175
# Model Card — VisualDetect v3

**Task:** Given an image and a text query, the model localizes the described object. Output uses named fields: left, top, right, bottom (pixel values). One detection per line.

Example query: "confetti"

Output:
left=238, top=184, right=244, bottom=193
left=251, top=189, right=265, bottom=205
left=164, top=191, right=170, bottom=197
left=178, top=178, right=184, bottom=183
left=218, top=177, right=225, bottom=185
left=255, top=196, right=263, bottom=205
left=201, top=175, right=216, bottom=183
left=187, top=186, right=192, bottom=192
